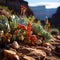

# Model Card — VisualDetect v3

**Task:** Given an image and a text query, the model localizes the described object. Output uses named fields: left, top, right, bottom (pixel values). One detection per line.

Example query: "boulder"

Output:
left=3, top=50, right=19, bottom=60
left=36, top=46, right=52, bottom=55
left=26, top=47, right=46, bottom=59
left=17, top=48, right=31, bottom=55
left=17, top=47, right=46, bottom=60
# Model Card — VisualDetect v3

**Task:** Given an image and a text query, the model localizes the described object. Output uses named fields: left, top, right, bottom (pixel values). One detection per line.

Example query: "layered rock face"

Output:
left=0, top=0, right=34, bottom=16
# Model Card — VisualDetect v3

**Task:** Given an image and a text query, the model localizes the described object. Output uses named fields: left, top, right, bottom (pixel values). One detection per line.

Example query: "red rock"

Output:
left=23, top=55, right=35, bottom=60
left=3, top=50, right=19, bottom=60
left=26, top=48, right=46, bottom=57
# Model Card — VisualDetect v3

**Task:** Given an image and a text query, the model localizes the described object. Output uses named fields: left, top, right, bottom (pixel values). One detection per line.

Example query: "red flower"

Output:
left=21, top=5, right=24, bottom=8
left=26, top=22, right=31, bottom=40
left=17, top=24, right=26, bottom=30
left=30, top=35, right=38, bottom=42
left=30, top=35, right=38, bottom=45
left=21, top=5, right=26, bottom=10
left=17, top=24, right=21, bottom=29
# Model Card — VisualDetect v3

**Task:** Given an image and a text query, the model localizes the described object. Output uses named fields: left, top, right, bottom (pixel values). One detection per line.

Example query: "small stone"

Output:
left=12, top=41, right=20, bottom=49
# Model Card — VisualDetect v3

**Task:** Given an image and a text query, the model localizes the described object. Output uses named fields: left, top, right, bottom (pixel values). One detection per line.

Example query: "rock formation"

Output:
left=52, top=7, right=60, bottom=29
left=0, top=0, right=34, bottom=16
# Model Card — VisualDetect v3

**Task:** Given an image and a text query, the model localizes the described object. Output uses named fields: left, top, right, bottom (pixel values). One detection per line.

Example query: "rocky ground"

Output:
left=0, top=37, right=60, bottom=60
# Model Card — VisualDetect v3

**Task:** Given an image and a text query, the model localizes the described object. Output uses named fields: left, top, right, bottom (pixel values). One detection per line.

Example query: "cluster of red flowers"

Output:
left=17, top=22, right=38, bottom=44
left=17, top=24, right=26, bottom=30
left=21, top=5, right=27, bottom=11
left=26, top=22, right=31, bottom=40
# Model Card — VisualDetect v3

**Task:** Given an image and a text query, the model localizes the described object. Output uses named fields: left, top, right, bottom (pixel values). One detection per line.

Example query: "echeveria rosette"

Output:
left=11, top=15, right=19, bottom=24
left=0, top=15, right=10, bottom=33
left=10, top=21, right=15, bottom=29
left=12, top=34, right=17, bottom=42
left=9, top=21, right=18, bottom=34
left=23, top=16, right=35, bottom=24
left=0, top=24, right=4, bottom=30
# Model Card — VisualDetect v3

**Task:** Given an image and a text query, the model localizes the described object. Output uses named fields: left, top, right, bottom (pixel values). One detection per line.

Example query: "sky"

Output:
left=25, top=0, right=60, bottom=9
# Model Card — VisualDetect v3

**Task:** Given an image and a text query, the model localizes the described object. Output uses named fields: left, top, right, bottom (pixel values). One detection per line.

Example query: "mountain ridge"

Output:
left=30, top=5, right=57, bottom=20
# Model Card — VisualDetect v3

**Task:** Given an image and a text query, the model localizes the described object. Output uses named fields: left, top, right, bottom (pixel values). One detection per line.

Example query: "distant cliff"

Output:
left=51, top=7, right=60, bottom=28
left=30, top=6, right=56, bottom=20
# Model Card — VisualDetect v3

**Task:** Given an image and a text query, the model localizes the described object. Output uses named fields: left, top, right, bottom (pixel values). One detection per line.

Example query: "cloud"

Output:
left=29, top=2, right=60, bottom=9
